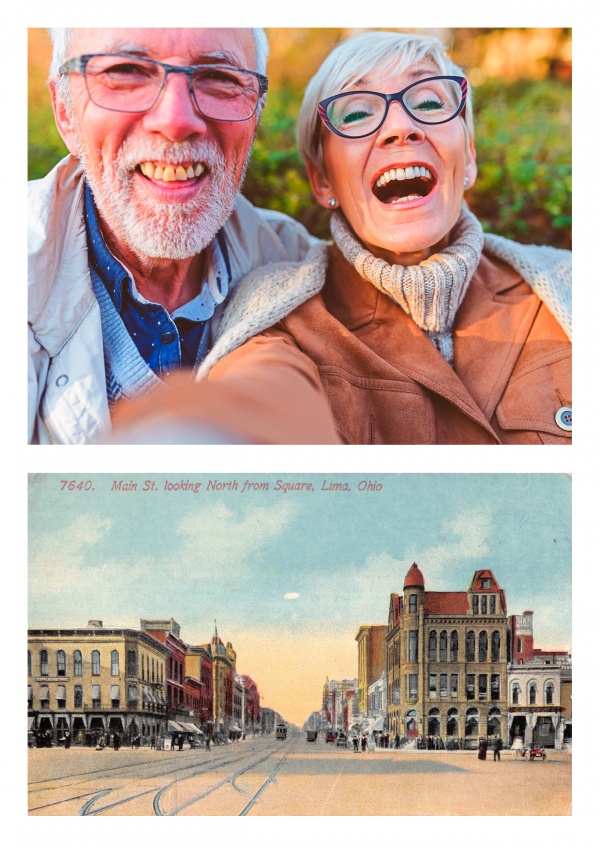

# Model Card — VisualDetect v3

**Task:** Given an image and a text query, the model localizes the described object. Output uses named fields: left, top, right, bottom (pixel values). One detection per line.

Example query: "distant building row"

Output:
left=27, top=618, right=268, bottom=746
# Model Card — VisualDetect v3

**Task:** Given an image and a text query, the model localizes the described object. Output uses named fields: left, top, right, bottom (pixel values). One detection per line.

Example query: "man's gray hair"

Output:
left=49, top=27, right=270, bottom=103
left=297, top=30, right=474, bottom=173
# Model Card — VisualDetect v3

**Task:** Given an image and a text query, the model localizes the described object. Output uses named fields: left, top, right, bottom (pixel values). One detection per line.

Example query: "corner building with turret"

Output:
left=387, top=564, right=508, bottom=748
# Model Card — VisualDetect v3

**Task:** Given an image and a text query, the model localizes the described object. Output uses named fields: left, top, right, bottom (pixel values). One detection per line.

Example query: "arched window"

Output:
left=91, top=650, right=100, bottom=675
left=466, top=631, right=475, bottom=661
left=545, top=682, right=554, bottom=705
left=512, top=682, right=520, bottom=705
left=57, top=650, right=66, bottom=676
left=74, top=685, right=83, bottom=707
left=73, top=650, right=83, bottom=676
left=479, top=631, right=488, bottom=662
left=465, top=708, right=479, bottom=736
left=111, top=650, right=119, bottom=676
left=40, top=650, right=48, bottom=676
left=491, top=631, right=501, bottom=662
left=439, top=630, right=448, bottom=661
left=529, top=682, right=537, bottom=705
left=428, top=631, right=437, bottom=662
left=450, top=631, right=458, bottom=661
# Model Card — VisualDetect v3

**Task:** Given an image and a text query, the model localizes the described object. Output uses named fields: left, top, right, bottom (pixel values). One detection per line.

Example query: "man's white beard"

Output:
left=78, top=135, right=250, bottom=260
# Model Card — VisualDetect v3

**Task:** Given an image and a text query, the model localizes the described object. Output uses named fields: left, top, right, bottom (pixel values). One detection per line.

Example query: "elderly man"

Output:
left=29, top=28, right=338, bottom=444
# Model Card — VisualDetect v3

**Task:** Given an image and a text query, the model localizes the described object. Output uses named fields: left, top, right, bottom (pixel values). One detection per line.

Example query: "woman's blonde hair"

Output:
left=297, top=30, right=474, bottom=172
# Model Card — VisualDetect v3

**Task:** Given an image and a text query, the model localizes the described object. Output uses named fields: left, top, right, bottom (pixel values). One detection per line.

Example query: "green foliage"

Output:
left=28, top=79, right=571, bottom=248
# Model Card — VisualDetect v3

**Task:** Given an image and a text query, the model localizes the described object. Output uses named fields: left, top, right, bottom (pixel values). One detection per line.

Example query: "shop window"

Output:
left=450, top=631, right=458, bottom=662
left=111, top=650, right=119, bottom=676
left=466, top=631, right=475, bottom=661
left=40, top=649, right=48, bottom=676
left=428, top=630, right=437, bottom=662
left=479, top=674, right=487, bottom=699
left=73, top=650, right=83, bottom=676
left=91, top=650, right=100, bottom=675
left=479, top=631, right=488, bottom=662
left=57, top=650, right=66, bottom=676
left=74, top=685, right=83, bottom=708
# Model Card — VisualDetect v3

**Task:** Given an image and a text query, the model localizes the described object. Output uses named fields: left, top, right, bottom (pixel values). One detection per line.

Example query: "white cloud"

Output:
left=285, top=593, right=300, bottom=600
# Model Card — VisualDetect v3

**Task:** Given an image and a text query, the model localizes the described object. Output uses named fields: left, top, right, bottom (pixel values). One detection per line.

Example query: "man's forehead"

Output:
left=69, top=28, right=256, bottom=67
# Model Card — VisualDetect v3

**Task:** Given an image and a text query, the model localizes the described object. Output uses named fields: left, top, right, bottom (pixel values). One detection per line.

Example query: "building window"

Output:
left=466, top=631, right=475, bottom=662
left=450, top=630, right=458, bottom=662
left=490, top=595, right=496, bottom=614
left=28, top=650, right=31, bottom=677
left=409, top=594, right=417, bottom=613
left=111, top=684, right=120, bottom=707
left=111, top=650, right=119, bottom=676
left=40, top=650, right=48, bottom=676
left=512, top=683, right=520, bottom=705
left=74, top=685, right=83, bottom=708
left=127, top=650, right=137, bottom=677
left=57, top=650, right=66, bottom=676
left=28, top=685, right=33, bottom=708
left=409, top=630, right=418, bottom=662
left=429, top=674, right=437, bottom=698
left=466, top=674, right=475, bottom=700
left=545, top=682, right=554, bottom=705
left=529, top=682, right=537, bottom=705
left=482, top=578, right=491, bottom=589
left=479, top=631, right=488, bottom=662
left=491, top=674, right=500, bottom=700
left=465, top=708, right=479, bottom=736
left=473, top=595, right=479, bottom=614
left=439, top=631, right=447, bottom=662
left=517, top=637, right=523, bottom=653
left=91, top=650, right=100, bottom=675
left=491, top=631, right=501, bottom=662
left=481, top=595, right=487, bottom=615
left=478, top=675, right=488, bottom=699
left=56, top=685, right=67, bottom=708
left=450, top=673, right=458, bottom=698
left=440, top=673, right=448, bottom=697
left=392, top=680, right=400, bottom=704
left=39, top=686, right=50, bottom=708
left=91, top=684, right=101, bottom=708
left=73, top=650, right=83, bottom=676
left=127, top=685, right=139, bottom=708
left=428, top=631, right=437, bottom=662
left=409, top=673, right=418, bottom=698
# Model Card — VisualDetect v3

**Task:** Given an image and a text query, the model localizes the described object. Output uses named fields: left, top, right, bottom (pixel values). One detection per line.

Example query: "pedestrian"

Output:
left=113, top=733, right=121, bottom=751
left=178, top=733, right=184, bottom=751
left=395, top=734, right=400, bottom=749
left=361, top=735, right=367, bottom=752
left=493, top=736, right=503, bottom=762
left=478, top=737, right=488, bottom=761
left=353, top=736, right=359, bottom=752
left=64, top=731, right=71, bottom=749
left=205, top=736, right=211, bottom=752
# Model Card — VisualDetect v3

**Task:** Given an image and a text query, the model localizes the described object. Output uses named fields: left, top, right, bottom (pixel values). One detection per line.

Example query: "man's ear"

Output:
left=306, top=159, right=336, bottom=210
left=464, top=135, right=477, bottom=190
left=49, top=80, right=80, bottom=156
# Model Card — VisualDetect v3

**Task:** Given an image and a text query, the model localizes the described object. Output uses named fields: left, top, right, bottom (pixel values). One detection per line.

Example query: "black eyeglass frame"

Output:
left=317, top=75, right=468, bottom=138
left=59, top=53, right=269, bottom=121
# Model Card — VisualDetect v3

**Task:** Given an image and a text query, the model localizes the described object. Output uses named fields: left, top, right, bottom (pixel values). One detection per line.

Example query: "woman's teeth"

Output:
left=139, top=162, right=205, bottom=182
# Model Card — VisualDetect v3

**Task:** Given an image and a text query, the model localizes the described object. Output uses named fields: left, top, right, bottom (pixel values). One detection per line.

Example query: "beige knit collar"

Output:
left=330, top=207, right=484, bottom=364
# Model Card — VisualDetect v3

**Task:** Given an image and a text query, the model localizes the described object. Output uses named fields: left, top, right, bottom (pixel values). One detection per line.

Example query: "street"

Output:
left=28, top=731, right=571, bottom=815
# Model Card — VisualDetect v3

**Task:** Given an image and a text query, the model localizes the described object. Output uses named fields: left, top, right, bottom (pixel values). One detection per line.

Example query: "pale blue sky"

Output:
left=29, top=473, right=571, bottom=651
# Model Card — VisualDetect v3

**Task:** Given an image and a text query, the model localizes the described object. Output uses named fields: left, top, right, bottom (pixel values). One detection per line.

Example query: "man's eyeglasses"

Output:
left=318, top=76, right=468, bottom=139
left=59, top=53, right=269, bottom=122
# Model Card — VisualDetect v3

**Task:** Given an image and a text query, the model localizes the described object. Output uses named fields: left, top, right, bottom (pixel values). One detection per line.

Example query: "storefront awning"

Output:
left=179, top=722, right=202, bottom=734
left=167, top=720, right=186, bottom=733
left=28, top=717, right=35, bottom=730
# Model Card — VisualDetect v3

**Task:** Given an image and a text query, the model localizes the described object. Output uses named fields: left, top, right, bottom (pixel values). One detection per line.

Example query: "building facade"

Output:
left=28, top=621, right=168, bottom=745
left=185, top=645, right=214, bottom=732
left=387, top=564, right=509, bottom=747
left=355, top=625, right=387, bottom=716
left=322, top=678, right=360, bottom=732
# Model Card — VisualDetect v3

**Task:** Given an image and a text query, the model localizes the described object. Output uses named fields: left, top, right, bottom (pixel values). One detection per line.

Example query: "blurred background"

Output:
left=28, top=28, right=571, bottom=249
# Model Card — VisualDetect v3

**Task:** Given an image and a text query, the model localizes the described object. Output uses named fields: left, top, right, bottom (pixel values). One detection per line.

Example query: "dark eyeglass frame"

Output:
left=58, top=53, right=269, bottom=121
left=318, top=75, right=468, bottom=138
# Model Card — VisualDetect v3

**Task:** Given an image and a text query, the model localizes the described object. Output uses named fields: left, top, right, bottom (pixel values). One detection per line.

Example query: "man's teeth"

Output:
left=139, top=162, right=205, bottom=181
left=375, top=165, right=432, bottom=188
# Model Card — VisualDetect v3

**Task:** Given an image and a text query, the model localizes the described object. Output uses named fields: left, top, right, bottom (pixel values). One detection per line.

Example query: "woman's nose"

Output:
left=375, top=99, right=426, bottom=146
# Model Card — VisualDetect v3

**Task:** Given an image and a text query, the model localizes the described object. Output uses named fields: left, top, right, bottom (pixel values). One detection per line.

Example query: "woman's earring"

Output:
left=463, top=177, right=469, bottom=188
left=328, top=197, right=337, bottom=208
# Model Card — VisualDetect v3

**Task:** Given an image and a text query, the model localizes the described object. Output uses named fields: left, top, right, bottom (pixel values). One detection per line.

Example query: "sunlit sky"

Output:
left=29, top=473, right=571, bottom=725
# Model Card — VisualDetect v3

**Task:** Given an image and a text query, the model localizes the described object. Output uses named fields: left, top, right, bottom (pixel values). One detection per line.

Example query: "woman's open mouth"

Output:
left=372, top=165, right=435, bottom=204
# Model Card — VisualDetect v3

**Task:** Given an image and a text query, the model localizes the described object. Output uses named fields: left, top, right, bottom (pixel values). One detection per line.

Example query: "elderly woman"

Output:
left=116, top=31, right=571, bottom=445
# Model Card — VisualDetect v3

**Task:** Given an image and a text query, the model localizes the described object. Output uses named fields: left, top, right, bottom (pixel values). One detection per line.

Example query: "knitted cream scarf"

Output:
left=330, top=207, right=484, bottom=364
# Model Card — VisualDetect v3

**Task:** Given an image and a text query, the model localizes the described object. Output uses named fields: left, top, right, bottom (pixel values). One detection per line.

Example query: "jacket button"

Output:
left=555, top=406, right=572, bottom=431
left=161, top=332, right=176, bottom=345
left=55, top=374, right=69, bottom=387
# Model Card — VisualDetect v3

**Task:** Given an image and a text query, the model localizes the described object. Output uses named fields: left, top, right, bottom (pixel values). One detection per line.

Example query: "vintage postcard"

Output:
left=28, top=472, right=571, bottom=816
